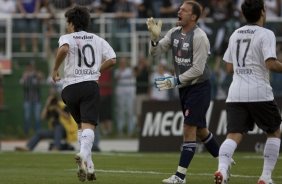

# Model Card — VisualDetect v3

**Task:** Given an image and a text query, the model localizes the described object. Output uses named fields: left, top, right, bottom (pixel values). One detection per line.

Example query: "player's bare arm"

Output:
left=225, top=62, right=234, bottom=74
left=52, top=44, right=69, bottom=82
left=265, top=58, right=282, bottom=72
left=100, top=58, right=116, bottom=72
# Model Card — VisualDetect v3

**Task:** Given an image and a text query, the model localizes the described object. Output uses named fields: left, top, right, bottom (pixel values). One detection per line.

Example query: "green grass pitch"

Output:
left=0, top=151, right=281, bottom=184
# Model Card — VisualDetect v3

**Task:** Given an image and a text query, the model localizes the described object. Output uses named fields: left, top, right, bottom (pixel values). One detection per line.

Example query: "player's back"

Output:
left=224, top=25, right=276, bottom=102
left=59, top=31, right=114, bottom=88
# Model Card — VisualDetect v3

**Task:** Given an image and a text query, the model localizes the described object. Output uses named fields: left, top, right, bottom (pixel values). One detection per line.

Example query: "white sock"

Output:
left=77, top=129, right=82, bottom=151
left=80, top=129, right=94, bottom=161
left=261, top=138, right=280, bottom=179
left=218, top=139, right=237, bottom=173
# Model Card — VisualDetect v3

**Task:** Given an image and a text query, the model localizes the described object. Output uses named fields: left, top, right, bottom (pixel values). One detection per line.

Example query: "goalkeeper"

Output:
left=147, top=1, right=229, bottom=184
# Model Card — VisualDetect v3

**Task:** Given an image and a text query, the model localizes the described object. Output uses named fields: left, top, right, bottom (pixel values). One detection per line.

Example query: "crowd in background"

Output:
left=1, top=0, right=282, bottom=141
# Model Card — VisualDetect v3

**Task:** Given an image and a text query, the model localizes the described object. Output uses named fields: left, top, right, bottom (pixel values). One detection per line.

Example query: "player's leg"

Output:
left=254, top=101, right=281, bottom=184
left=176, top=125, right=197, bottom=179
left=258, top=132, right=280, bottom=184
left=197, top=128, right=219, bottom=157
left=61, top=81, right=98, bottom=182
left=163, top=81, right=209, bottom=184
left=215, top=133, right=241, bottom=184
left=162, top=124, right=196, bottom=184
left=214, top=102, right=247, bottom=184
left=79, top=123, right=96, bottom=181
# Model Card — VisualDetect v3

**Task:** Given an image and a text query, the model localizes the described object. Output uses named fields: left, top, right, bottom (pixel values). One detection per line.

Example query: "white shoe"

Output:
left=214, top=170, right=228, bottom=184
left=75, top=153, right=87, bottom=182
left=257, top=176, right=274, bottom=184
left=87, top=165, right=96, bottom=181
left=162, top=175, right=186, bottom=184
left=227, top=158, right=236, bottom=180
left=230, top=158, right=236, bottom=165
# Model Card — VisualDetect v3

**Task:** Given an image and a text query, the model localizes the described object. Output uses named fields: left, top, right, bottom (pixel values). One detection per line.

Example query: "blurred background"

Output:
left=0, top=0, right=282, bottom=152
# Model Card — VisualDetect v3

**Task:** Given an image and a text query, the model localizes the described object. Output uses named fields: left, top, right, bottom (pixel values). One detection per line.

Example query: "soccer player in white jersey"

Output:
left=51, top=6, right=116, bottom=182
left=214, top=0, right=282, bottom=184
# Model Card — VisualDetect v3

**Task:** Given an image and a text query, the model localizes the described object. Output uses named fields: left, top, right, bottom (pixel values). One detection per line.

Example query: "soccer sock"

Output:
left=80, top=129, right=94, bottom=161
left=175, top=141, right=196, bottom=180
left=201, top=132, right=219, bottom=158
left=261, top=138, right=280, bottom=179
left=77, top=129, right=82, bottom=151
left=218, top=139, right=237, bottom=173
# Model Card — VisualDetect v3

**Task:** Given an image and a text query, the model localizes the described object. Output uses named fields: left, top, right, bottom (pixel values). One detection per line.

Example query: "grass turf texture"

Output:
left=0, top=152, right=281, bottom=184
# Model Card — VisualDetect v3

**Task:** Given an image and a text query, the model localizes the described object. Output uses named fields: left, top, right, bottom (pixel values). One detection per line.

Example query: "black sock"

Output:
left=202, top=132, right=219, bottom=158
left=175, top=141, right=196, bottom=180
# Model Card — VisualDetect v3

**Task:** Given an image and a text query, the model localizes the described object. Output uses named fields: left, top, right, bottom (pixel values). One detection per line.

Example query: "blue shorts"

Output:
left=178, top=80, right=211, bottom=128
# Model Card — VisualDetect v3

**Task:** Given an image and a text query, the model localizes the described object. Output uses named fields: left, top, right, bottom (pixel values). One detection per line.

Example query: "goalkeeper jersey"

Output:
left=58, top=31, right=116, bottom=89
left=223, top=25, right=276, bottom=102
left=150, top=26, right=210, bottom=86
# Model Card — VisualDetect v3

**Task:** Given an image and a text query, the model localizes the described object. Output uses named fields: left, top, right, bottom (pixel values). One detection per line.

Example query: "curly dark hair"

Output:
left=65, top=6, right=90, bottom=32
left=241, top=0, right=265, bottom=23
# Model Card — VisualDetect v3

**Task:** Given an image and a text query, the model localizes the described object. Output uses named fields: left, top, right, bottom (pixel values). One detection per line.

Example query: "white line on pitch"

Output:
left=66, top=168, right=282, bottom=179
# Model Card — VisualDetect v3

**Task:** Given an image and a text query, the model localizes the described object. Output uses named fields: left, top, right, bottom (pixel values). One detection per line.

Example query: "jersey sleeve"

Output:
left=101, top=38, right=116, bottom=61
left=149, top=28, right=174, bottom=56
left=223, top=37, right=232, bottom=63
left=261, top=30, right=277, bottom=61
left=58, top=35, right=71, bottom=48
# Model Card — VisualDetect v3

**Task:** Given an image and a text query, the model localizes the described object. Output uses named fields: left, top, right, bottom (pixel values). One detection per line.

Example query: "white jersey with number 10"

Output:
left=58, top=31, right=116, bottom=89
left=223, top=25, right=276, bottom=102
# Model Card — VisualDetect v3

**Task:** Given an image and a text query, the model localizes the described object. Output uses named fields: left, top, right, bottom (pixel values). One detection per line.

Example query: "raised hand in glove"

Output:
left=146, top=17, right=162, bottom=42
left=155, top=74, right=181, bottom=91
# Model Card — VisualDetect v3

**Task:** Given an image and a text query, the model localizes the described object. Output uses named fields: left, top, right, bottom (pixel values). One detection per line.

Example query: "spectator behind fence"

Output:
left=0, top=0, right=16, bottom=53
left=149, top=61, right=170, bottom=101
left=16, top=0, right=41, bottom=53
left=15, top=88, right=77, bottom=151
left=0, top=64, right=3, bottom=109
left=113, top=0, right=136, bottom=52
left=74, top=0, right=97, bottom=12
left=134, top=56, right=150, bottom=129
left=49, top=0, right=74, bottom=14
left=19, top=63, right=44, bottom=136
left=96, top=0, right=116, bottom=13
left=160, top=0, right=181, bottom=18
left=99, top=68, right=114, bottom=136
left=114, top=57, right=136, bottom=137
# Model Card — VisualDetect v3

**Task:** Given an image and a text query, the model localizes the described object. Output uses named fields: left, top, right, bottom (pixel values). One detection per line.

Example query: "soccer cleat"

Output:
left=227, top=158, right=236, bottom=180
left=87, top=166, right=96, bottom=181
left=257, top=176, right=274, bottom=184
left=214, top=171, right=228, bottom=184
left=162, top=175, right=186, bottom=184
left=75, top=153, right=87, bottom=182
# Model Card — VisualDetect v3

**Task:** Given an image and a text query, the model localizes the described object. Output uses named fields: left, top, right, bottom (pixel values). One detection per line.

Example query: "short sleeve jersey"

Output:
left=58, top=31, right=116, bottom=89
left=223, top=25, right=276, bottom=102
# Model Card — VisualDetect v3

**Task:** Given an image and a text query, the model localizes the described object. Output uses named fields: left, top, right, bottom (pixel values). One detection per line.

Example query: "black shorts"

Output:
left=61, top=81, right=100, bottom=126
left=179, top=80, right=211, bottom=128
left=226, top=101, right=281, bottom=134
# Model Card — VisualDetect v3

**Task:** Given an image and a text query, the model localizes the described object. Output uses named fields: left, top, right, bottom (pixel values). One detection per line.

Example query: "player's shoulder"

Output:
left=233, top=25, right=274, bottom=36
left=194, top=26, right=208, bottom=38
left=168, top=26, right=182, bottom=35
left=257, top=26, right=275, bottom=36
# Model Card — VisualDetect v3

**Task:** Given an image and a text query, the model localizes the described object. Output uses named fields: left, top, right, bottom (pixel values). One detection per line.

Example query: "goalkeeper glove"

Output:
left=146, top=17, right=162, bottom=43
left=155, top=74, right=181, bottom=91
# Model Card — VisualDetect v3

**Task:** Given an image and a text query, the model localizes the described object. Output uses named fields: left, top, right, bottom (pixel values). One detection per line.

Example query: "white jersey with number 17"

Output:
left=58, top=31, right=116, bottom=89
left=223, top=25, right=276, bottom=102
